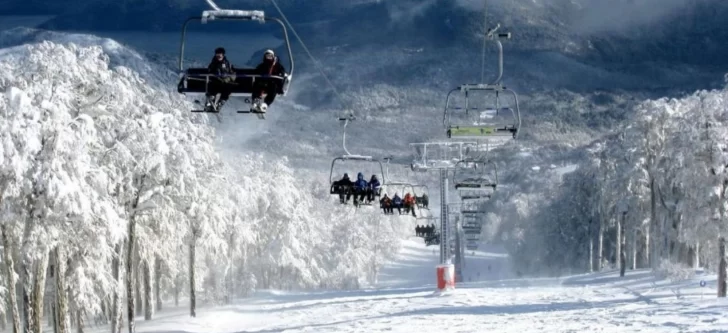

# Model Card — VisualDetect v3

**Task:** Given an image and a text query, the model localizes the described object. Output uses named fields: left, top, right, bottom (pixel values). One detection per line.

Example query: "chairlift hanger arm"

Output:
left=486, top=24, right=512, bottom=40
left=443, top=88, right=460, bottom=127
left=504, top=89, right=521, bottom=139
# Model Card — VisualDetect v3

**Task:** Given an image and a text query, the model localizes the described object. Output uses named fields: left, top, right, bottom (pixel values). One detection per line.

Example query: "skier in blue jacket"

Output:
left=353, top=172, right=368, bottom=205
left=392, top=193, right=403, bottom=214
left=367, top=175, right=381, bottom=203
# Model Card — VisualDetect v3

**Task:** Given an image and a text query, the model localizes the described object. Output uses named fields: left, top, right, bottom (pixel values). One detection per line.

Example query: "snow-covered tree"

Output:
left=0, top=38, right=412, bottom=333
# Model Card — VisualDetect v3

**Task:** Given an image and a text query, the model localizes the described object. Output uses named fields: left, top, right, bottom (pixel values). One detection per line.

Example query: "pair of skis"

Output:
left=193, top=96, right=266, bottom=119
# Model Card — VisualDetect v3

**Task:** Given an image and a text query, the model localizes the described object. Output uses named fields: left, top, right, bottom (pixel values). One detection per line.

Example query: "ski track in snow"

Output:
left=120, top=238, right=728, bottom=333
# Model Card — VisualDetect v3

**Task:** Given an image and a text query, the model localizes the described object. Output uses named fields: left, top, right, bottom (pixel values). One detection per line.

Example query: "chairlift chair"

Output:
left=176, top=9, right=294, bottom=113
left=453, top=159, right=498, bottom=190
left=425, top=233, right=441, bottom=246
left=444, top=87, right=520, bottom=140
left=379, top=181, right=421, bottom=217
left=329, top=117, right=386, bottom=205
left=412, top=184, right=430, bottom=209
left=442, top=24, right=521, bottom=140
left=409, top=142, right=480, bottom=172
left=415, top=216, right=438, bottom=238
left=380, top=157, right=427, bottom=215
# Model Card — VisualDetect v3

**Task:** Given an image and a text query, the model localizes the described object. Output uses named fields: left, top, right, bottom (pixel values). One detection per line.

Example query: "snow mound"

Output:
left=0, top=39, right=416, bottom=321
left=0, top=27, right=177, bottom=88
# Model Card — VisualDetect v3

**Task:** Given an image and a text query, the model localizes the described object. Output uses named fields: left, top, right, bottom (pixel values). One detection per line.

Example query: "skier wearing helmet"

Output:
left=205, top=47, right=236, bottom=112
left=251, top=49, right=287, bottom=113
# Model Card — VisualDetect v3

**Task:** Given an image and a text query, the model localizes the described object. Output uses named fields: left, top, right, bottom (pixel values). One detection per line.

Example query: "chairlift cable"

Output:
left=268, top=0, right=351, bottom=118
left=480, top=0, right=487, bottom=84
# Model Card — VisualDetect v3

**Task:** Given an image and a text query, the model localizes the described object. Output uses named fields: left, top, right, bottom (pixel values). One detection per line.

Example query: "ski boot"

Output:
left=251, top=98, right=268, bottom=113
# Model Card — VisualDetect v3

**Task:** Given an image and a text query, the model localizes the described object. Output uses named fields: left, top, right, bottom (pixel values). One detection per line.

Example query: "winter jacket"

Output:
left=403, top=193, right=415, bottom=205
left=255, top=56, right=286, bottom=77
left=354, top=172, right=368, bottom=190
left=393, top=194, right=402, bottom=206
left=369, top=176, right=381, bottom=191
left=208, top=56, right=234, bottom=76
left=335, top=174, right=353, bottom=187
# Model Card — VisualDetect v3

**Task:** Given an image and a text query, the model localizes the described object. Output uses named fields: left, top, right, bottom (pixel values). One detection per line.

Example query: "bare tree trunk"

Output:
left=125, top=217, right=137, bottom=333
left=75, top=311, right=84, bottom=333
left=110, top=243, right=123, bottom=333
left=644, top=225, right=650, bottom=268
left=31, top=250, right=49, bottom=333
left=21, top=240, right=36, bottom=333
left=2, top=225, right=21, bottom=333
left=630, top=228, right=637, bottom=270
left=227, top=231, right=235, bottom=304
left=695, top=241, right=701, bottom=269
left=618, top=214, right=625, bottom=276
left=143, top=260, right=153, bottom=320
left=588, top=218, right=593, bottom=273
left=616, top=215, right=622, bottom=274
left=54, top=246, right=70, bottom=333
left=597, top=222, right=604, bottom=271
left=718, top=237, right=726, bottom=298
left=620, top=215, right=626, bottom=276
left=134, top=260, right=142, bottom=315
left=154, top=258, right=162, bottom=312
left=46, top=296, right=52, bottom=331
left=649, top=177, right=658, bottom=268
left=52, top=303, right=57, bottom=333
left=188, top=240, right=196, bottom=318
left=173, top=279, right=179, bottom=308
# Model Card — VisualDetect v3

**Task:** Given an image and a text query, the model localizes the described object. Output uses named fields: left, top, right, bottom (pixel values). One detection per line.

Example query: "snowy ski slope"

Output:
left=114, top=238, right=726, bottom=333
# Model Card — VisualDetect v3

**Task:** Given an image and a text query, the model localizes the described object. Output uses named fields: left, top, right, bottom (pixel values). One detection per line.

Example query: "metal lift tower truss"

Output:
left=409, top=142, right=481, bottom=265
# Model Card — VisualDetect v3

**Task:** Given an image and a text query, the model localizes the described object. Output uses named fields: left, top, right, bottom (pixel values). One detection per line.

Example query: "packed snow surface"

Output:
left=124, top=238, right=726, bottom=333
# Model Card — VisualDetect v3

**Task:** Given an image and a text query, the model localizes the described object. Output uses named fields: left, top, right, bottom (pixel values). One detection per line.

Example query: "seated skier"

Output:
left=403, top=193, right=417, bottom=217
left=206, top=47, right=236, bottom=112
left=417, top=193, right=429, bottom=209
left=251, top=49, right=287, bottom=113
left=392, top=193, right=403, bottom=214
left=379, top=194, right=393, bottom=214
left=352, top=172, right=368, bottom=205
left=332, top=173, right=353, bottom=203
left=367, top=175, right=381, bottom=203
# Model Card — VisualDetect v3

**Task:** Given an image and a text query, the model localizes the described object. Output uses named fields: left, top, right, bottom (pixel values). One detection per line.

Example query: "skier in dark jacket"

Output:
left=332, top=173, right=353, bottom=203
left=380, top=194, right=393, bottom=214
left=206, top=47, right=236, bottom=111
left=251, top=49, right=287, bottom=113
left=367, top=175, right=381, bottom=203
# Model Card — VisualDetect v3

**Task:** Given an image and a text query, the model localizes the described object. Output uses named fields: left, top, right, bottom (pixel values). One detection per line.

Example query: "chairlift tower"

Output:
left=409, top=141, right=481, bottom=288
